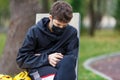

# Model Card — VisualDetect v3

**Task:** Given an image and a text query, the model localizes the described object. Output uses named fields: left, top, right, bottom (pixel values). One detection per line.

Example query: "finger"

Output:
left=56, top=53, right=63, bottom=57
left=52, top=57, right=61, bottom=63
left=50, top=60, right=57, bottom=67
left=55, top=52, right=63, bottom=56
left=50, top=62, right=56, bottom=67
left=55, top=54, right=63, bottom=59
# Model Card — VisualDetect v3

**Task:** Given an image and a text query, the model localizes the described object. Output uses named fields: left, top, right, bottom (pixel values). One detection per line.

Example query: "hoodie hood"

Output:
left=36, top=17, right=63, bottom=41
left=36, top=17, right=50, bottom=34
left=35, top=17, right=74, bottom=42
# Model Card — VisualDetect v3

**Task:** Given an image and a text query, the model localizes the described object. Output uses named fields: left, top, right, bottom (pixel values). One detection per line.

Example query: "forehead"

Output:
left=53, top=19, right=68, bottom=25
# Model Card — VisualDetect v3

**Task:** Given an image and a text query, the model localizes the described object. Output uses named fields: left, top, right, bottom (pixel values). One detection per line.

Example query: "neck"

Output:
left=48, top=21, right=53, bottom=32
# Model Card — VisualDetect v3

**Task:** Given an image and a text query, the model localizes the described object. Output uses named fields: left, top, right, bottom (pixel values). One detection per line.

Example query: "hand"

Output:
left=48, top=52, right=63, bottom=67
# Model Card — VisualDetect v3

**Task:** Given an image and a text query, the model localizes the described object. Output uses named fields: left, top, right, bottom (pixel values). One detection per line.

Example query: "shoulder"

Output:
left=28, top=24, right=41, bottom=33
left=26, top=25, right=39, bottom=37
left=29, top=25, right=38, bottom=31
left=67, top=25, right=77, bottom=35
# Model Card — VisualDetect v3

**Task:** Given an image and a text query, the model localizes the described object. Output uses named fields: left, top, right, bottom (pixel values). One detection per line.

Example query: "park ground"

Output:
left=0, top=30, right=120, bottom=80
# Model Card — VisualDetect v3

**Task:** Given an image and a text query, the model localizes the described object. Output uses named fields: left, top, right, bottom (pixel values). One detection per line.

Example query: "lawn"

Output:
left=79, top=30, right=120, bottom=80
left=0, top=33, right=6, bottom=55
left=0, top=30, right=120, bottom=80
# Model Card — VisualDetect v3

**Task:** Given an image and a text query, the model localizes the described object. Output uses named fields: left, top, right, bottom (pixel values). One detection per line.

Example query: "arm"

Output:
left=48, top=52, right=63, bottom=67
left=65, top=29, right=79, bottom=60
left=48, top=29, right=79, bottom=67
left=16, top=27, right=49, bottom=69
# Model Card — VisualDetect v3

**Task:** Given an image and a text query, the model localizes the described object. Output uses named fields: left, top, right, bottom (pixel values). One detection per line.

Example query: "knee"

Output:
left=60, top=55, right=76, bottom=67
left=63, top=56, right=75, bottom=62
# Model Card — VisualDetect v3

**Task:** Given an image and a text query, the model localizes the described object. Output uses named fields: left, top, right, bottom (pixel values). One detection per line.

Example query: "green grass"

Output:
left=1, top=30, right=120, bottom=80
left=79, top=30, right=120, bottom=80
left=0, top=33, right=6, bottom=55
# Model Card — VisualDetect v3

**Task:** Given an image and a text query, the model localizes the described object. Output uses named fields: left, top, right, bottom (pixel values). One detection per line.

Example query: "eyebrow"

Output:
left=55, top=22, right=60, bottom=25
left=55, top=22, right=67, bottom=27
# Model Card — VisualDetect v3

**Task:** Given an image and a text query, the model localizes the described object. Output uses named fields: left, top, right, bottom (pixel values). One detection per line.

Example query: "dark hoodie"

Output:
left=16, top=17, right=79, bottom=70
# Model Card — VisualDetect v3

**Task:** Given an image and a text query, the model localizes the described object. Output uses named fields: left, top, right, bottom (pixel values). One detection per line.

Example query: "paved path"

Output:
left=84, top=53, right=120, bottom=80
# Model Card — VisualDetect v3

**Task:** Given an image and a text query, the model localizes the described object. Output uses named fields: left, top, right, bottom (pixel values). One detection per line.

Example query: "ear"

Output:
left=49, top=15, right=52, bottom=21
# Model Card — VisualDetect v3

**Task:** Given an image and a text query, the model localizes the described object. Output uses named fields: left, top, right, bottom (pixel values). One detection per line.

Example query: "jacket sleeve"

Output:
left=16, top=27, right=49, bottom=69
left=65, top=29, right=79, bottom=60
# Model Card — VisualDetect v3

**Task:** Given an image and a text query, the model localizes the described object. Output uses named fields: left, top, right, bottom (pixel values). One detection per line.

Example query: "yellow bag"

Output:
left=13, top=71, right=31, bottom=80
left=0, top=74, right=12, bottom=80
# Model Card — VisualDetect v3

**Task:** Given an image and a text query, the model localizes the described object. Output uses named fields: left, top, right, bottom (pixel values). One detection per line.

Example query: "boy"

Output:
left=16, top=1, right=79, bottom=80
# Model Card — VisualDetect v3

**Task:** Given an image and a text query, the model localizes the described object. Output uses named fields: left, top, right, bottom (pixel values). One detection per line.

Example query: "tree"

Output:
left=89, top=0, right=103, bottom=36
left=115, top=0, right=120, bottom=31
left=0, top=0, right=9, bottom=27
left=89, top=0, right=96, bottom=36
left=70, top=0, right=85, bottom=33
left=53, top=0, right=58, bottom=2
left=0, top=0, right=49, bottom=75
left=41, top=0, right=49, bottom=13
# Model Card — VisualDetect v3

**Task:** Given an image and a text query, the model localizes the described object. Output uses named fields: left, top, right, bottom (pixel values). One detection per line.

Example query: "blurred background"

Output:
left=0, top=0, right=120, bottom=80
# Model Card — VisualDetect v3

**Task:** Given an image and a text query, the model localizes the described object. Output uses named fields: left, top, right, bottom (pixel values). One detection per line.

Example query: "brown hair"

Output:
left=50, top=1, right=73, bottom=23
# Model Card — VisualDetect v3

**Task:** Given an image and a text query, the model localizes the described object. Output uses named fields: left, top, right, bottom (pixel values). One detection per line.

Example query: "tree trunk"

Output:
left=96, top=0, right=102, bottom=29
left=89, top=0, right=103, bottom=36
left=41, top=0, right=49, bottom=13
left=89, top=0, right=96, bottom=36
left=53, top=0, right=58, bottom=2
left=0, top=0, right=43, bottom=75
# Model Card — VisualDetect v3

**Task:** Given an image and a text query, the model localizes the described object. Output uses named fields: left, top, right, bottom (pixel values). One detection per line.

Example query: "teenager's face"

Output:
left=48, top=15, right=69, bottom=35
left=52, top=19, right=68, bottom=29
left=49, top=15, right=68, bottom=29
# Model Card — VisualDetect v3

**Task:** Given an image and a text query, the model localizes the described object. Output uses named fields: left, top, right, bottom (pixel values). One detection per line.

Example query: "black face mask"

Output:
left=52, top=24, right=66, bottom=36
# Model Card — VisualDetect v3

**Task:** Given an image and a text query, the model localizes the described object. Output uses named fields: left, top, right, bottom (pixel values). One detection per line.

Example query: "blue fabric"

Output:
left=16, top=17, right=79, bottom=80
left=54, top=55, right=76, bottom=80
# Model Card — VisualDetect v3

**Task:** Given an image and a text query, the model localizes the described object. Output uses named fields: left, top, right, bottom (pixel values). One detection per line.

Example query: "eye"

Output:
left=55, top=23, right=60, bottom=26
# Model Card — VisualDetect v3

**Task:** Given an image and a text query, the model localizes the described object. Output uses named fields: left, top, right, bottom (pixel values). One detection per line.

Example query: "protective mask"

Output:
left=52, top=24, right=66, bottom=36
